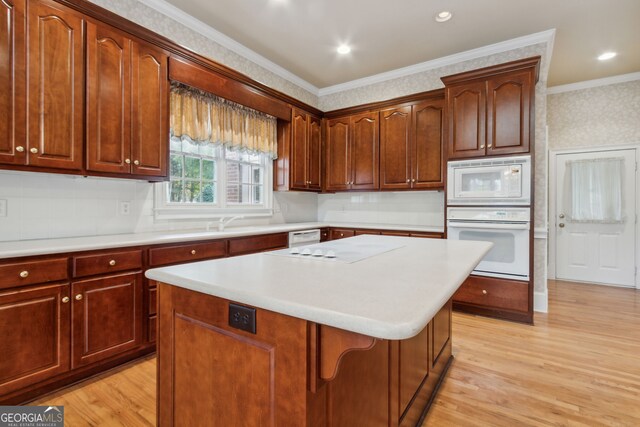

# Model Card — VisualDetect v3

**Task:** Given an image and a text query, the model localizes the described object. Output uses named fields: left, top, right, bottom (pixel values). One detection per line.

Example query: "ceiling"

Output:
left=160, top=0, right=640, bottom=90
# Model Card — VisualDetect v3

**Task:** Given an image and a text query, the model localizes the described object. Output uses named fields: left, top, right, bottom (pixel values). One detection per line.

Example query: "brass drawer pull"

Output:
left=19, top=270, right=29, bottom=278
left=191, top=250, right=197, bottom=255
left=482, top=289, right=488, bottom=295
left=109, top=259, right=117, bottom=266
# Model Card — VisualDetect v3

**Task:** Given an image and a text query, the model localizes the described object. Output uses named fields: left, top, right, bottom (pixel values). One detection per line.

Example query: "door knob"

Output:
left=559, top=213, right=565, bottom=218
left=559, top=223, right=565, bottom=228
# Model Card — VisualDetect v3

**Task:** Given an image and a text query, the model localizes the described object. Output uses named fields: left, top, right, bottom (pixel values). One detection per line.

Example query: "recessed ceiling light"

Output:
left=337, top=44, right=351, bottom=55
left=597, top=52, right=617, bottom=61
left=435, top=11, right=452, bottom=22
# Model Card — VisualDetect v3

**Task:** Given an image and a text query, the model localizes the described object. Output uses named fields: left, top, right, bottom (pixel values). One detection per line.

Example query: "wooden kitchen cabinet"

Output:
left=325, top=112, right=379, bottom=191
left=379, top=99, right=444, bottom=190
left=87, top=20, right=169, bottom=178
left=330, top=229, right=356, bottom=240
left=443, top=57, right=539, bottom=160
left=0, top=0, right=26, bottom=166
left=26, top=0, right=85, bottom=170
left=290, top=109, right=322, bottom=191
left=0, top=283, right=70, bottom=396
left=71, top=272, right=143, bottom=368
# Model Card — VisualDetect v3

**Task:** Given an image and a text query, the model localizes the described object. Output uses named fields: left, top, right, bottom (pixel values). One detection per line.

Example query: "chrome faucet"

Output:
left=215, top=215, right=244, bottom=232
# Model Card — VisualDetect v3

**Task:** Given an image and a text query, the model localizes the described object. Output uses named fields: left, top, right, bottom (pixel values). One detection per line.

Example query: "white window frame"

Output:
left=154, top=145, right=274, bottom=220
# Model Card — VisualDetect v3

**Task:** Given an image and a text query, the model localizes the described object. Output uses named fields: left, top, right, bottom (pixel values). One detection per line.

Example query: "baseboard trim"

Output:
left=534, top=290, right=548, bottom=313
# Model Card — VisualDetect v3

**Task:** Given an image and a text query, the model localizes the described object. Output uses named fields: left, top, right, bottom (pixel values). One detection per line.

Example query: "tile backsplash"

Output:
left=0, top=171, right=317, bottom=242
left=318, top=191, right=444, bottom=227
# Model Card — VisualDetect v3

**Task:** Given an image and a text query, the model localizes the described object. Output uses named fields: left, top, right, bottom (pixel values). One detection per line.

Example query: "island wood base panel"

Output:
left=157, top=283, right=453, bottom=426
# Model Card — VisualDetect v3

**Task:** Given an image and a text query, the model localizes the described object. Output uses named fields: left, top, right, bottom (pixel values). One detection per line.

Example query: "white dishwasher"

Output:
left=288, top=229, right=321, bottom=248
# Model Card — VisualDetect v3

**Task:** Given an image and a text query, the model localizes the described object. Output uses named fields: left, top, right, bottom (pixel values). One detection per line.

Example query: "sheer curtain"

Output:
left=567, top=157, right=625, bottom=223
left=170, top=83, right=278, bottom=158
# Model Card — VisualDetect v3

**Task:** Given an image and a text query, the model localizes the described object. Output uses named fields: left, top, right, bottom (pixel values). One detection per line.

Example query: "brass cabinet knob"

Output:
left=109, top=259, right=116, bottom=266
left=62, top=296, right=70, bottom=304
left=16, top=146, right=24, bottom=152
left=488, top=144, right=493, bottom=148
left=406, top=179, right=410, bottom=183
left=559, top=223, right=565, bottom=228
left=19, top=270, right=29, bottom=278
left=480, top=145, right=485, bottom=149
left=191, top=249, right=197, bottom=255
left=30, top=147, right=38, bottom=154
left=340, top=233, right=344, bottom=237
left=133, top=160, right=140, bottom=165
left=482, top=289, right=488, bottom=295
left=559, top=213, right=565, bottom=219
left=75, top=294, right=83, bottom=301
left=412, top=179, right=416, bottom=183
left=125, top=159, right=131, bottom=164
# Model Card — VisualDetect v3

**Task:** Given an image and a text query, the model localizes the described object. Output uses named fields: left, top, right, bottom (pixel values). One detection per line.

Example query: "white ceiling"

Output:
left=157, top=0, right=639, bottom=90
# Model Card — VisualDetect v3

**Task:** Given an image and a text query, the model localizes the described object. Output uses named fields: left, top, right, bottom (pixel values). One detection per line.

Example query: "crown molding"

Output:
left=137, top=0, right=321, bottom=96
left=547, top=72, right=640, bottom=95
left=318, top=29, right=556, bottom=97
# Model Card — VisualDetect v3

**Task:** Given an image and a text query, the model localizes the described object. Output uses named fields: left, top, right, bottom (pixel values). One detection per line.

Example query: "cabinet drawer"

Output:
left=355, top=230, right=381, bottom=236
left=409, top=232, right=443, bottom=239
left=330, top=229, right=355, bottom=240
left=380, top=231, right=410, bottom=237
left=0, top=258, right=68, bottom=289
left=454, top=276, right=529, bottom=312
left=149, top=241, right=226, bottom=266
left=73, top=250, right=143, bottom=278
left=228, top=233, right=288, bottom=256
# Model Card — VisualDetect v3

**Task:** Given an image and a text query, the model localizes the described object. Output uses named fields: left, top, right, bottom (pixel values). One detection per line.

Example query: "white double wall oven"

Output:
left=446, top=156, right=533, bottom=282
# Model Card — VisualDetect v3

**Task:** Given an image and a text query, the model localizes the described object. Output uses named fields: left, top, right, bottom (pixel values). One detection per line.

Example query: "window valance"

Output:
left=170, top=83, right=278, bottom=159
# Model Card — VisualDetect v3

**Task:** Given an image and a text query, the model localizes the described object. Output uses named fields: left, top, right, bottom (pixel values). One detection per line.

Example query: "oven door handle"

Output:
left=447, top=222, right=530, bottom=230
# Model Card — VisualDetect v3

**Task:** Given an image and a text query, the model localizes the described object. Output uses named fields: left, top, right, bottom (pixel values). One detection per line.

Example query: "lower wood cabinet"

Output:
left=0, top=283, right=70, bottom=396
left=71, top=272, right=143, bottom=367
left=330, top=228, right=356, bottom=240
left=453, top=275, right=531, bottom=323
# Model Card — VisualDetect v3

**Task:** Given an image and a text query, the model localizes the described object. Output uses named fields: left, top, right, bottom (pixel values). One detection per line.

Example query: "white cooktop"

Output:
left=267, top=239, right=405, bottom=263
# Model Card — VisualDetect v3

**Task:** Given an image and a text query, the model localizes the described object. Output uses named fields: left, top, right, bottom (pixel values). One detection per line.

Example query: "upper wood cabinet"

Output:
left=27, top=0, right=85, bottom=170
left=326, top=112, right=379, bottom=191
left=443, top=57, right=539, bottom=160
left=290, top=109, right=322, bottom=191
left=379, top=99, right=444, bottom=190
left=0, top=0, right=26, bottom=166
left=87, top=21, right=169, bottom=178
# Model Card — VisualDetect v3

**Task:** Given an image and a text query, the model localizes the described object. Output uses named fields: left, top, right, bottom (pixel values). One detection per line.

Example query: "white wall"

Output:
left=318, top=192, right=444, bottom=228
left=0, top=170, right=317, bottom=242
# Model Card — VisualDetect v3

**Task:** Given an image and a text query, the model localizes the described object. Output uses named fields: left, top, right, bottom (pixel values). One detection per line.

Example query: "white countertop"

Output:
left=145, top=235, right=490, bottom=340
left=0, top=222, right=444, bottom=259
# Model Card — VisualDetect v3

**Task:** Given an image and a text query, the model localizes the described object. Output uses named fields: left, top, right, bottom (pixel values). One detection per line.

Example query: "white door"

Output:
left=555, top=149, right=637, bottom=287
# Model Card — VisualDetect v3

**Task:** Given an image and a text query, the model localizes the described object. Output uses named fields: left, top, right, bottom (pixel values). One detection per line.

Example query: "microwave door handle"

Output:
left=447, top=222, right=530, bottom=230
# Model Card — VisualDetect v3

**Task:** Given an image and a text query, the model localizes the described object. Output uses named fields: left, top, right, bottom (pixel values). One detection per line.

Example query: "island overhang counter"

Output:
left=146, top=235, right=492, bottom=426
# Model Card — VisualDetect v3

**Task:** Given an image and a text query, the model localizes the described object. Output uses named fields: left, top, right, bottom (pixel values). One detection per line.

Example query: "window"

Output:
left=155, top=137, right=272, bottom=219
left=157, top=83, right=277, bottom=219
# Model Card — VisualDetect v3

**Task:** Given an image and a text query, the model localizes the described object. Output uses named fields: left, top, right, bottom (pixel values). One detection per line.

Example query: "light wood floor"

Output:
left=33, top=280, right=640, bottom=426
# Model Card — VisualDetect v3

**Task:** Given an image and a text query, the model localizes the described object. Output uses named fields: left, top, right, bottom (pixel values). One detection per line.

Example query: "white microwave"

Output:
left=447, top=155, right=531, bottom=205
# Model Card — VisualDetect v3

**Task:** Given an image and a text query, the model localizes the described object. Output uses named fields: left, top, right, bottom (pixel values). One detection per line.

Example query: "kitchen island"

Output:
left=146, top=235, right=491, bottom=426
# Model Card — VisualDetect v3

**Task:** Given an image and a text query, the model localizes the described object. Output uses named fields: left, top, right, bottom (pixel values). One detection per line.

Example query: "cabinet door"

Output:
left=0, top=283, right=70, bottom=396
left=27, top=0, right=84, bottom=170
left=350, top=111, right=379, bottom=190
left=290, top=109, right=308, bottom=190
left=412, top=99, right=444, bottom=188
left=86, top=22, right=131, bottom=174
left=446, top=82, right=486, bottom=159
left=380, top=106, right=411, bottom=190
left=486, top=70, right=532, bottom=156
left=307, top=116, right=322, bottom=190
left=71, top=272, right=143, bottom=368
left=131, top=41, right=169, bottom=177
left=330, top=228, right=355, bottom=240
left=325, top=117, right=351, bottom=191
left=0, top=0, right=26, bottom=165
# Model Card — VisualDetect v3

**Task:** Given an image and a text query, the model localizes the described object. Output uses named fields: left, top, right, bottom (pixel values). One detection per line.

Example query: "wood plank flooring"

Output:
left=33, top=280, right=640, bottom=426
